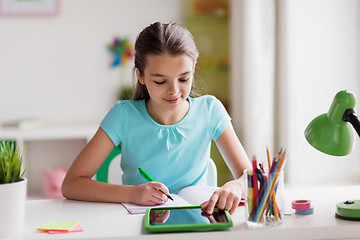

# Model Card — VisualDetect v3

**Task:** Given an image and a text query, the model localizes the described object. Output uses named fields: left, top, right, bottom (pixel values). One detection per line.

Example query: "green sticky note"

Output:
left=38, top=221, right=80, bottom=231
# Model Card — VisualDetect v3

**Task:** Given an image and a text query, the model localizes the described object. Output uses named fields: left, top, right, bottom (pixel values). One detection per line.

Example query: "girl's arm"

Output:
left=201, top=122, right=252, bottom=215
left=61, top=127, right=170, bottom=205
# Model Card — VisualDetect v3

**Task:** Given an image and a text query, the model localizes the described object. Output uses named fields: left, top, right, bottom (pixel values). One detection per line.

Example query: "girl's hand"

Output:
left=201, top=180, right=244, bottom=215
left=132, top=182, right=170, bottom=206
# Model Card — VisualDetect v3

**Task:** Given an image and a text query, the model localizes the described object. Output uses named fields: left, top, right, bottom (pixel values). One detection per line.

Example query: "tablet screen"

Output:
left=149, top=207, right=229, bottom=226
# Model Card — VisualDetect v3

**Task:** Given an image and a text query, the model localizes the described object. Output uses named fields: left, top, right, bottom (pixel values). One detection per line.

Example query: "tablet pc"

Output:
left=144, top=205, right=233, bottom=233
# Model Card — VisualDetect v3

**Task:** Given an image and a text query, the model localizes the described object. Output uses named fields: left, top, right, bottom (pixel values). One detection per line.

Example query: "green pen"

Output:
left=138, top=168, right=174, bottom=201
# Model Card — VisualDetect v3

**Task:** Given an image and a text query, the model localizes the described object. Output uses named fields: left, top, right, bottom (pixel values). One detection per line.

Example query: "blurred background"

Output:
left=0, top=0, right=359, bottom=198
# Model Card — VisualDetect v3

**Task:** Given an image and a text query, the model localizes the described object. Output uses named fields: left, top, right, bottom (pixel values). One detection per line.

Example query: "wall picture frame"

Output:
left=0, top=0, right=58, bottom=16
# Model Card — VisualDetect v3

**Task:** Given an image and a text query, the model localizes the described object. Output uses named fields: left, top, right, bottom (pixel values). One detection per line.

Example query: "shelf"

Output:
left=0, top=123, right=99, bottom=197
left=0, top=123, right=98, bottom=141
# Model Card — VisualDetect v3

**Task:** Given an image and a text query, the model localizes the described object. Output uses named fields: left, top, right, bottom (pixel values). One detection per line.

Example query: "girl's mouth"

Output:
left=164, top=97, right=180, bottom=104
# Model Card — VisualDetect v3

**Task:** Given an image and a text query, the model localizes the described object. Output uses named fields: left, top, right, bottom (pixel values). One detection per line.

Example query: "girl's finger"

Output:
left=205, top=193, right=219, bottom=215
left=216, top=196, right=227, bottom=210
left=224, top=199, right=233, bottom=212
left=230, top=196, right=241, bottom=214
left=151, top=182, right=170, bottom=199
left=153, top=182, right=170, bottom=195
left=200, top=201, right=209, bottom=212
left=229, top=203, right=237, bottom=215
left=151, top=190, right=168, bottom=204
left=146, top=182, right=169, bottom=202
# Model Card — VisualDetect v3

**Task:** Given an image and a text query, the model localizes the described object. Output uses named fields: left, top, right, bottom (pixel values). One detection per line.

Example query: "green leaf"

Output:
left=0, top=140, right=27, bottom=184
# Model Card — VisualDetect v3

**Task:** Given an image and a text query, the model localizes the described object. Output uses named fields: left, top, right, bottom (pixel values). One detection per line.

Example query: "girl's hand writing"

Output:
left=201, top=179, right=244, bottom=215
left=132, top=182, right=170, bottom=206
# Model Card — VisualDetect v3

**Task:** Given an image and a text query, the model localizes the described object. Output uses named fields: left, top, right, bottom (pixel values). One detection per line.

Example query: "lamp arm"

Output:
left=342, top=109, right=360, bottom=138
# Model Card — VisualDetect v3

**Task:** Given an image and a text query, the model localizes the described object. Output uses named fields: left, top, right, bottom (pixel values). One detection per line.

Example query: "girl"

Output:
left=62, top=22, right=251, bottom=215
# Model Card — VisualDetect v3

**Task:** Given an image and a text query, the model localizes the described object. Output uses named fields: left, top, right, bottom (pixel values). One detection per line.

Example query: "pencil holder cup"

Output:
left=244, top=169, right=284, bottom=228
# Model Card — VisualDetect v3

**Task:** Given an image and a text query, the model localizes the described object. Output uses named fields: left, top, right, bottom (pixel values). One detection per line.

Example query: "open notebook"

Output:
left=121, top=185, right=219, bottom=214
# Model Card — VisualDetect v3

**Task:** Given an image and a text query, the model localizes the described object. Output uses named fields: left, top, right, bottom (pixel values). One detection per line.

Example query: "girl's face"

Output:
left=136, top=53, right=194, bottom=119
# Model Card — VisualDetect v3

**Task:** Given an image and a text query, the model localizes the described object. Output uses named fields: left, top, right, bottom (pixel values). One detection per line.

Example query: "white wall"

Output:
left=0, top=0, right=183, bottom=124
left=285, top=0, right=360, bottom=186
left=231, top=0, right=360, bottom=187
left=230, top=0, right=275, bottom=160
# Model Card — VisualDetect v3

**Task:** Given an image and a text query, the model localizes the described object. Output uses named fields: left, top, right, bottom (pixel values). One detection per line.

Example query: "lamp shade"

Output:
left=304, top=90, right=356, bottom=156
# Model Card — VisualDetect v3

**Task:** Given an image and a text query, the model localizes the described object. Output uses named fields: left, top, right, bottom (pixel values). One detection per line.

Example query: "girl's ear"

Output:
left=136, top=68, right=145, bottom=85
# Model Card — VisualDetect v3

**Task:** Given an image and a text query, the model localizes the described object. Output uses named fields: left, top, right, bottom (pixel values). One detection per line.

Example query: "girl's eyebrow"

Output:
left=150, top=71, right=191, bottom=77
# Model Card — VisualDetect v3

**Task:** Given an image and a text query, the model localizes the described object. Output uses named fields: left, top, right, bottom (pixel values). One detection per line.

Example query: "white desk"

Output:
left=3, top=185, right=360, bottom=240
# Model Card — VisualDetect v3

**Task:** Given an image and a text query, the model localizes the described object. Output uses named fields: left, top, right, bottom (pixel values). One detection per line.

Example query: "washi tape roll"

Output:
left=291, top=200, right=311, bottom=210
left=295, top=207, right=314, bottom=215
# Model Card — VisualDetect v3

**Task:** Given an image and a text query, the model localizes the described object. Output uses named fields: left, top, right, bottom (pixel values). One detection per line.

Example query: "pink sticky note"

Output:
left=47, top=224, right=84, bottom=234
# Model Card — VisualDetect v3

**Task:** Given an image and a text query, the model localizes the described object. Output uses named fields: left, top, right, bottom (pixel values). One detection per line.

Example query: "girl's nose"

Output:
left=167, top=82, right=178, bottom=95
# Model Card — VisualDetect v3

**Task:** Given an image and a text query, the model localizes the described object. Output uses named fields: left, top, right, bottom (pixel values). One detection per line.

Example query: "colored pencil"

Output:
left=253, top=153, right=285, bottom=222
left=251, top=156, right=258, bottom=212
left=266, top=146, right=271, bottom=169
left=247, top=170, right=254, bottom=216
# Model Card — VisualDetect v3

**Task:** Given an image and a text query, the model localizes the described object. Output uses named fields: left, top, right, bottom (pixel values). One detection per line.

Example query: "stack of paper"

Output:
left=37, top=221, right=83, bottom=234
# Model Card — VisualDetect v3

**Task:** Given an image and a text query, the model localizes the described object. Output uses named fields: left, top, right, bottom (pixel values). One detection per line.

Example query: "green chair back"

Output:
left=96, top=145, right=121, bottom=183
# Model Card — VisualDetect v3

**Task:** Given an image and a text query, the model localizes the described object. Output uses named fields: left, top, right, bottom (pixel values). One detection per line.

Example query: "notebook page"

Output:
left=177, top=186, right=218, bottom=205
left=121, top=194, right=192, bottom=214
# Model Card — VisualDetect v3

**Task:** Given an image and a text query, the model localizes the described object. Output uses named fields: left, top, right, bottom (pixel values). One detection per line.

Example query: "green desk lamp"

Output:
left=305, top=90, right=360, bottom=220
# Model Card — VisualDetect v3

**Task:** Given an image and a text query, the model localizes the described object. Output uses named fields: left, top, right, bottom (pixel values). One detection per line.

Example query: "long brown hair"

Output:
left=132, top=22, right=199, bottom=100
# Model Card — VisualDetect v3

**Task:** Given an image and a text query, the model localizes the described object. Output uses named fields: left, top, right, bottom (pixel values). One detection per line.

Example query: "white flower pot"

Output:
left=0, top=178, right=27, bottom=237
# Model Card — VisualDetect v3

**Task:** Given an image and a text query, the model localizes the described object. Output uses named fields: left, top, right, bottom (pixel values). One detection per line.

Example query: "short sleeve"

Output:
left=207, top=96, right=231, bottom=141
left=100, top=101, right=127, bottom=146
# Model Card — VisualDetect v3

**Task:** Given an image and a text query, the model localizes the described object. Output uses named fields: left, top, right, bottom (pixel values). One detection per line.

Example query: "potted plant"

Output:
left=117, top=85, right=134, bottom=100
left=0, top=140, right=28, bottom=237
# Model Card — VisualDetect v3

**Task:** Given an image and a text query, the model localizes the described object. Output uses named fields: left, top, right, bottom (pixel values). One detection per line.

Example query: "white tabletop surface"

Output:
left=3, top=185, right=360, bottom=240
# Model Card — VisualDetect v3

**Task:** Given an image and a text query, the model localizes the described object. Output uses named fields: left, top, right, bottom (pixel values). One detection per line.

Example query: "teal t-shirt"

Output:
left=100, top=95, right=231, bottom=194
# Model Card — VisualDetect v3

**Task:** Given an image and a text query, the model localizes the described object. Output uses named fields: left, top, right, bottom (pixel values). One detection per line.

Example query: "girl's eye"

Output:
left=179, top=78, right=189, bottom=83
left=154, top=81, right=165, bottom=85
